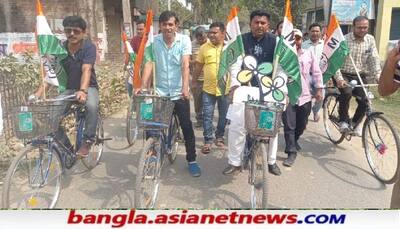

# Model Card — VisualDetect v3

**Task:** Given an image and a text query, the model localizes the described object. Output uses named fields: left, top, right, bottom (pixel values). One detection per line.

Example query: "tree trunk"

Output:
left=76, top=0, right=98, bottom=40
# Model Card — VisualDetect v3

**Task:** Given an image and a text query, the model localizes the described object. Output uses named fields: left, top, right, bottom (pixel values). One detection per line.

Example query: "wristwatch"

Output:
left=79, top=88, right=88, bottom=94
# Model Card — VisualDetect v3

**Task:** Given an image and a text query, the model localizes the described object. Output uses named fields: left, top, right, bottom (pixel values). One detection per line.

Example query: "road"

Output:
left=0, top=106, right=394, bottom=208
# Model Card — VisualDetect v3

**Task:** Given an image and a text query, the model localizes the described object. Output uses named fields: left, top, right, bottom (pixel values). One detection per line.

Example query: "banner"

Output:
left=0, top=210, right=399, bottom=228
left=331, top=0, right=375, bottom=24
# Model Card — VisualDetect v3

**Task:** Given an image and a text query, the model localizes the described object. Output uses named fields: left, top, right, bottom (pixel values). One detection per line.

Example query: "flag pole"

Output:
left=34, top=30, right=46, bottom=100
left=348, top=55, right=371, bottom=105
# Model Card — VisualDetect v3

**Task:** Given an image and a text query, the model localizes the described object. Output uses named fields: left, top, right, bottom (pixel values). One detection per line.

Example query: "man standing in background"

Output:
left=302, top=23, right=324, bottom=122
left=191, top=26, right=208, bottom=128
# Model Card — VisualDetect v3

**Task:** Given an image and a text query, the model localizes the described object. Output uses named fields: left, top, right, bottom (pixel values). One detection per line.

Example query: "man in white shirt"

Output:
left=302, top=23, right=324, bottom=122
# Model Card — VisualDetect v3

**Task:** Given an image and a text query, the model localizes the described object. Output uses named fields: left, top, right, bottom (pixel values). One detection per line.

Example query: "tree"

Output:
left=75, top=0, right=97, bottom=40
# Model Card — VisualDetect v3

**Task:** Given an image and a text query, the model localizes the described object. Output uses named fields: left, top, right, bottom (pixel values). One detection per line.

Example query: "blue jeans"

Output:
left=202, top=92, right=228, bottom=144
left=58, top=88, right=99, bottom=141
left=125, top=79, right=133, bottom=98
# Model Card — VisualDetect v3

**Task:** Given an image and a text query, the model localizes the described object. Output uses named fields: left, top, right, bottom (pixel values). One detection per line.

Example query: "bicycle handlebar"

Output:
left=35, top=94, right=77, bottom=103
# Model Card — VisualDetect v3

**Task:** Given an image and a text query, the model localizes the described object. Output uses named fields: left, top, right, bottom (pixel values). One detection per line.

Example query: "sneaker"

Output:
left=339, top=122, right=350, bottom=133
left=283, top=152, right=297, bottom=167
left=77, top=141, right=92, bottom=158
left=353, top=124, right=363, bottom=137
left=188, top=161, right=201, bottom=177
left=268, top=163, right=281, bottom=176
left=222, top=164, right=241, bottom=175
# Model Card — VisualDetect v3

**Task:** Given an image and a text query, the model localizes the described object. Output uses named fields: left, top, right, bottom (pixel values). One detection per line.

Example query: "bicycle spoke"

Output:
left=363, top=115, right=399, bottom=184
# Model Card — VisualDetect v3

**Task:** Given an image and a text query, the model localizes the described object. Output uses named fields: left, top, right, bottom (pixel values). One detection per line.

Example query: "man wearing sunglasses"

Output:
left=32, top=16, right=99, bottom=158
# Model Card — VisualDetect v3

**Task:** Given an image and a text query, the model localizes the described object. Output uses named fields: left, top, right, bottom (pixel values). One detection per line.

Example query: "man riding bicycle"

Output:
left=136, top=11, right=201, bottom=177
left=334, top=16, right=381, bottom=136
left=31, top=16, right=99, bottom=158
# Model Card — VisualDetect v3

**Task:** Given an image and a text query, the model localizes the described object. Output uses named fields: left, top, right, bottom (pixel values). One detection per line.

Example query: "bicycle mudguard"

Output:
left=367, top=112, right=384, bottom=118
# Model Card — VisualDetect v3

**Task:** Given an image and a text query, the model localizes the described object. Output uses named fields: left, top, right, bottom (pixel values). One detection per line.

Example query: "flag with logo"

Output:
left=320, top=14, right=349, bottom=84
left=36, top=0, right=68, bottom=92
left=217, top=6, right=244, bottom=95
left=122, top=31, right=136, bottom=84
left=274, top=0, right=302, bottom=104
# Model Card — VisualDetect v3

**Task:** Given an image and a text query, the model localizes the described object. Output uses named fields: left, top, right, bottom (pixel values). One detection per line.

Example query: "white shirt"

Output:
left=302, top=39, right=324, bottom=65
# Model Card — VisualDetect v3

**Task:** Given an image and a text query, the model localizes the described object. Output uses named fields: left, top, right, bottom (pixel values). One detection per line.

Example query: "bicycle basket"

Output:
left=11, top=102, right=65, bottom=140
left=132, top=94, right=175, bottom=130
left=244, top=100, right=284, bottom=138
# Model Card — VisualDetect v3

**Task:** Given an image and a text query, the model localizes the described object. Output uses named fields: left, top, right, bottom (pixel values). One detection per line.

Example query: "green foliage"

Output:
left=162, top=0, right=310, bottom=30
left=0, top=52, right=40, bottom=90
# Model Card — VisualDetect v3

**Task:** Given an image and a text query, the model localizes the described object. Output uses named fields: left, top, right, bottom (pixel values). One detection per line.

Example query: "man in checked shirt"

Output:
left=334, top=16, right=382, bottom=136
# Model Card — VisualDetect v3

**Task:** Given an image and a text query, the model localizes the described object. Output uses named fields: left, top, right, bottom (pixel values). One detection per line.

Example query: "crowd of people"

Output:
left=129, top=10, right=384, bottom=177
left=29, top=8, right=399, bottom=208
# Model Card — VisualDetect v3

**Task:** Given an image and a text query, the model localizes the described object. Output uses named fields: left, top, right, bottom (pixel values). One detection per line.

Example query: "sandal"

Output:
left=201, top=144, right=211, bottom=154
left=214, top=138, right=225, bottom=147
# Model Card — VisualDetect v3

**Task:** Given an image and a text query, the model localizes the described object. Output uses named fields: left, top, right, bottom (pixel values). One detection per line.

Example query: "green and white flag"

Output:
left=217, top=7, right=244, bottom=95
left=320, top=14, right=349, bottom=84
left=36, top=0, right=68, bottom=92
left=275, top=0, right=302, bottom=105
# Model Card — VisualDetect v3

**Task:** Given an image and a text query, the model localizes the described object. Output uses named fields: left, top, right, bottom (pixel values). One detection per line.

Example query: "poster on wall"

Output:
left=331, top=0, right=375, bottom=24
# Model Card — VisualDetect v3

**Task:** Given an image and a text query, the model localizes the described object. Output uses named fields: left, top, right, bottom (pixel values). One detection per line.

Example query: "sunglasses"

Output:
left=64, top=28, right=83, bottom=35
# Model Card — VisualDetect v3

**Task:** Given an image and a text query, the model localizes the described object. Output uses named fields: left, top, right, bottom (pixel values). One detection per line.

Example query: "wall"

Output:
left=0, top=0, right=107, bottom=61
left=376, top=0, right=400, bottom=60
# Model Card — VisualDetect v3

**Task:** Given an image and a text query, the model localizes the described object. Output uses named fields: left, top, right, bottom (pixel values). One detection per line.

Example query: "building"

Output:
left=302, top=0, right=400, bottom=60
left=0, top=0, right=159, bottom=61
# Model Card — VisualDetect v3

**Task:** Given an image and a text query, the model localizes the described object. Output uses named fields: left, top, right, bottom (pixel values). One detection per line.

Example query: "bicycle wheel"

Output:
left=323, top=93, right=345, bottom=144
left=2, top=145, right=62, bottom=209
left=81, top=115, right=104, bottom=170
left=126, top=99, right=139, bottom=145
left=134, top=137, right=162, bottom=208
left=363, top=114, right=400, bottom=184
left=249, top=141, right=268, bottom=208
left=167, top=115, right=180, bottom=164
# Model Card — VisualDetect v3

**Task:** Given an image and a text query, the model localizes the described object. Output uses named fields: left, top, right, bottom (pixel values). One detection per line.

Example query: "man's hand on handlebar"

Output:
left=75, top=91, right=87, bottom=103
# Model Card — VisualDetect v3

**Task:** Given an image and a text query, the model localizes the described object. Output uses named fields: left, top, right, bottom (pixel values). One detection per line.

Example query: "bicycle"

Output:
left=124, top=65, right=139, bottom=146
left=242, top=100, right=284, bottom=208
left=2, top=94, right=110, bottom=208
left=323, top=80, right=400, bottom=184
left=133, top=93, right=182, bottom=208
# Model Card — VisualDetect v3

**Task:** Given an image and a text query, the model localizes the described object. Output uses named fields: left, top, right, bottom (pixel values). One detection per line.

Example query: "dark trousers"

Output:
left=173, top=99, right=197, bottom=162
left=338, top=75, right=368, bottom=124
left=282, top=102, right=312, bottom=153
left=191, top=80, right=203, bottom=123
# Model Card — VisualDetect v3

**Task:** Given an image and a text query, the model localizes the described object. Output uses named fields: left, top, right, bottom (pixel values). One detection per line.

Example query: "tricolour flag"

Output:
left=122, top=31, right=136, bottom=83
left=320, top=14, right=349, bottom=84
left=143, top=10, right=154, bottom=63
left=274, top=0, right=302, bottom=104
left=133, top=10, right=153, bottom=89
left=36, top=0, right=68, bottom=92
left=217, top=7, right=244, bottom=95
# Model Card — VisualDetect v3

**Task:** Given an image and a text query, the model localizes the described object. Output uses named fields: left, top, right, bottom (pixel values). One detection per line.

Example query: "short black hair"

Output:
left=250, top=10, right=270, bottom=22
left=209, top=22, right=225, bottom=32
left=353, top=15, right=369, bottom=26
left=159, top=10, right=179, bottom=24
left=193, top=26, right=207, bottom=38
left=136, top=19, right=145, bottom=25
left=308, top=22, right=322, bottom=31
left=276, top=20, right=283, bottom=30
left=63, top=16, right=87, bottom=30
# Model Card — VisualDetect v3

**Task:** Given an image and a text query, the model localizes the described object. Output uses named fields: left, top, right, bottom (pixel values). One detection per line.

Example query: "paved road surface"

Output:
left=1, top=106, right=395, bottom=208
